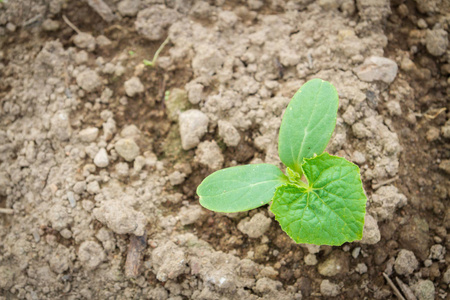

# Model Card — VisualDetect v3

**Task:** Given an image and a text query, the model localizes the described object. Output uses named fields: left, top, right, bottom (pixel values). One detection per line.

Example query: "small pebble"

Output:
left=94, top=148, right=109, bottom=168
left=115, top=139, right=140, bottom=162
left=426, top=127, right=440, bottom=142
left=417, top=19, right=427, bottom=29
left=73, top=32, right=96, bottom=52
left=218, top=120, right=241, bottom=147
left=237, top=213, right=272, bottom=238
left=115, top=162, right=129, bottom=178
left=179, top=110, right=209, bottom=150
left=429, top=244, right=445, bottom=260
left=394, top=249, right=418, bottom=275
left=96, top=35, right=111, bottom=47
left=195, top=141, right=224, bottom=170
left=168, top=171, right=186, bottom=186
left=32, top=230, right=41, bottom=243
left=73, top=181, right=86, bottom=194
left=352, top=247, right=361, bottom=259
left=413, top=280, right=435, bottom=300
left=78, top=241, right=105, bottom=270
left=42, top=19, right=60, bottom=31
left=438, top=160, right=450, bottom=175
left=67, top=191, right=76, bottom=208
left=60, top=228, right=72, bottom=239
left=133, top=156, right=146, bottom=172
left=124, top=77, right=144, bottom=97
left=179, top=205, right=205, bottom=225
left=320, top=279, right=340, bottom=297
left=76, top=69, right=101, bottom=92
left=355, top=263, right=368, bottom=274
left=426, top=28, right=448, bottom=57
left=304, top=254, right=318, bottom=265
left=86, top=181, right=100, bottom=194
left=75, top=51, right=89, bottom=65
left=443, top=268, right=450, bottom=284
left=6, top=23, right=16, bottom=32
left=355, top=56, right=398, bottom=84
left=118, top=0, right=140, bottom=17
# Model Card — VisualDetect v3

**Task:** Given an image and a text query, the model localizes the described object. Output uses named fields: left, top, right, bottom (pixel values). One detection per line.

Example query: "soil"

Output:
left=0, top=0, right=449, bottom=299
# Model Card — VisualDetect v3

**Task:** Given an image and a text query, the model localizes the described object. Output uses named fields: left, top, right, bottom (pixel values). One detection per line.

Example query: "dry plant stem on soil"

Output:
left=372, top=175, right=399, bottom=190
left=125, top=233, right=147, bottom=278
left=62, top=15, right=82, bottom=34
left=423, top=107, right=446, bottom=120
left=383, top=273, right=406, bottom=300
left=0, top=208, right=14, bottom=214
left=395, top=277, right=417, bottom=300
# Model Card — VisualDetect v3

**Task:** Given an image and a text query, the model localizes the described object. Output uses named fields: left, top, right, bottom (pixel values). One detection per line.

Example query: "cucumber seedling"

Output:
left=197, top=79, right=367, bottom=246
left=143, top=37, right=169, bottom=68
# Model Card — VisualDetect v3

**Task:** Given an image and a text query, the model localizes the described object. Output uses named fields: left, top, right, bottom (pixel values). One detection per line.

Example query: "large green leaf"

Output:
left=197, top=164, right=288, bottom=213
left=270, top=153, right=366, bottom=245
left=278, top=79, right=339, bottom=174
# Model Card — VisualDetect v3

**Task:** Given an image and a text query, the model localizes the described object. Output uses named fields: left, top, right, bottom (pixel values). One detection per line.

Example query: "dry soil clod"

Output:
left=85, top=0, right=117, bottom=22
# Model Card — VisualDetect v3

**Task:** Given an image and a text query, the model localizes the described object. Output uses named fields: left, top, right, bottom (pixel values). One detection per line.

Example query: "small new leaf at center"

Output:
left=286, top=167, right=308, bottom=189
left=270, top=153, right=367, bottom=246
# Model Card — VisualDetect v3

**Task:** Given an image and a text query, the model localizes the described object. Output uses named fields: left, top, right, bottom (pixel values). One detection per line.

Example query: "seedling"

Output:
left=197, top=79, right=367, bottom=246
left=143, top=37, right=169, bottom=68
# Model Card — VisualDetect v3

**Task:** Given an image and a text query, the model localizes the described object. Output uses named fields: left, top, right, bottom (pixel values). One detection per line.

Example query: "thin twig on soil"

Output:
left=395, top=277, right=417, bottom=300
left=0, top=208, right=14, bottom=214
left=23, top=14, right=43, bottom=28
left=383, top=273, right=406, bottom=300
left=372, top=176, right=399, bottom=190
left=62, top=15, right=82, bottom=34
left=125, top=232, right=147, bottom=279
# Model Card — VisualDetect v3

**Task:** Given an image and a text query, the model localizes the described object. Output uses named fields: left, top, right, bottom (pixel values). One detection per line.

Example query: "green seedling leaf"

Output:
left=278, top=79, right=338, bottom=174
left=197, top=164, right=288, bottom=213
left=271, top=153, right=367, bottom=246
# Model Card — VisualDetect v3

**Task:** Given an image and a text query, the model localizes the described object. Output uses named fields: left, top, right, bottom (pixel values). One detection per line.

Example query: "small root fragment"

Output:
left=424, top=107, right=446, bottom=120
